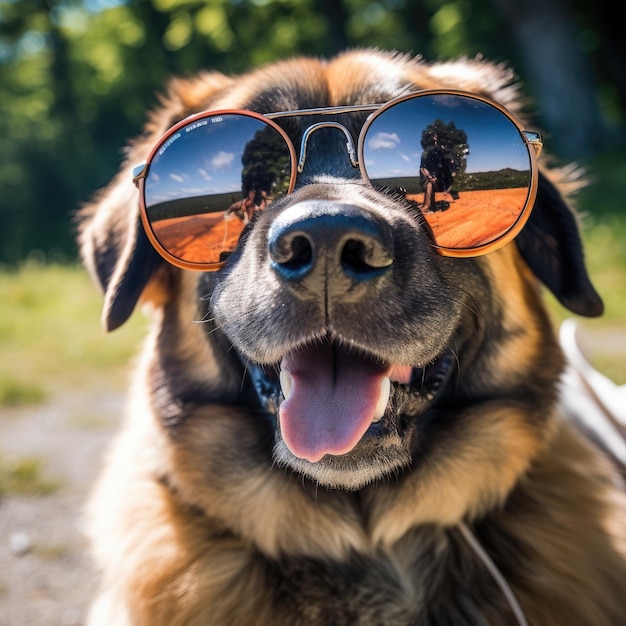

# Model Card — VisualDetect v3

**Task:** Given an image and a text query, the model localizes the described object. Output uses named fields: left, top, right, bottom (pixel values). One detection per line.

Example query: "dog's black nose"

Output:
left=268, top=201, right=393, bottom=296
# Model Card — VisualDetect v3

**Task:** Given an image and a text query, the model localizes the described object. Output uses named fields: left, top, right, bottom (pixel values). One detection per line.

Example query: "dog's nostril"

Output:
left=341, top=238, right=391, bottom=275
left=288, top=235, right=314, bottom=268
left=269, top=233, right=313, bottom=269
left=268, top=201, right=394, bottom=286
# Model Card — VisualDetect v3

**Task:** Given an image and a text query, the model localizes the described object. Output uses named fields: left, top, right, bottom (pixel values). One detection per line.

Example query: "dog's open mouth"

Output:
left=252, top=336, right=455, bottom=466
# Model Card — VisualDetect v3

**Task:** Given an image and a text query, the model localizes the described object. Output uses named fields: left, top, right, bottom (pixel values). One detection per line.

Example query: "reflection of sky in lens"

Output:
left=146, top=115, right=279, bottom=205
left=363, top=95, right=530, bottom=178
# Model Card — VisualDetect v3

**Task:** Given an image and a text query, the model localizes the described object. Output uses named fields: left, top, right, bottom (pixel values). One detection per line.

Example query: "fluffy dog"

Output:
left=78, top=49, right=626, bottom=625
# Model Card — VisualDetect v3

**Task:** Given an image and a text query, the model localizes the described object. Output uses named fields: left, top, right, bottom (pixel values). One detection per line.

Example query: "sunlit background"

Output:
left=0, top=1, right=624, bottom=623
left=1, top=0, right=624, bottom=263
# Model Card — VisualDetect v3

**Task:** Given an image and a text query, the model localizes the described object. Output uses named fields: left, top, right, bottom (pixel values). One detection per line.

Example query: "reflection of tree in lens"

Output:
left=420, top=120, right=469, bottom=189
left=241, top=127, right=291, bottom=200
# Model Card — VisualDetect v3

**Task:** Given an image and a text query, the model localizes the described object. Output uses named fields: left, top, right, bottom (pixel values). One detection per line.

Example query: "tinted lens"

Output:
left=362, top=94, right=534, bottom=253
left=142, top=113, right=294, bottom=267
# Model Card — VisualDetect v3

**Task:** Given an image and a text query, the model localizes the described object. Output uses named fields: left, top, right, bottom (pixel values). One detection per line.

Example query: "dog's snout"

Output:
left=268, top=201, right=393, bottom=291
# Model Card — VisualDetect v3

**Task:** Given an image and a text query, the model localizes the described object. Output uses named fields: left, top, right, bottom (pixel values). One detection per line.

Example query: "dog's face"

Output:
left=79, top=50, right=602, bottom=505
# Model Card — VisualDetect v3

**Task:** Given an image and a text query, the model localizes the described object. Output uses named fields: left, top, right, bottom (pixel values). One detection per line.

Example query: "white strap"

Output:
left=458, top=522, right=529, bottom=626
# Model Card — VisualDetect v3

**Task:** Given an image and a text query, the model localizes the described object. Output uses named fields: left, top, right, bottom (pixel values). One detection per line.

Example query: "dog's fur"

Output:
left=78, top=49, right=626, bottom=625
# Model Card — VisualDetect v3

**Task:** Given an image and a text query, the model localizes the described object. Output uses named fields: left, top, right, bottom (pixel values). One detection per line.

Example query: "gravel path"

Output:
left=0, top=389, right=123, bottom=626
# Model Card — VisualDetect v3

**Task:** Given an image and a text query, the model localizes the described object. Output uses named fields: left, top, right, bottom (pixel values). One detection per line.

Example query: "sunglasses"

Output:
left=133, top=90, right=543, bottom=270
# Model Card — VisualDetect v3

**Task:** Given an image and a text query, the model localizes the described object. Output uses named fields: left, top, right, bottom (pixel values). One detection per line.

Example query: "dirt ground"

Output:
left=0, top=388, right=124, bottom=626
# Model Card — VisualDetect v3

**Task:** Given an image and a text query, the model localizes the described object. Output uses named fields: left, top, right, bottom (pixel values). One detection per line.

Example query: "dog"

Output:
left=78, top=49, right=626, bottom=625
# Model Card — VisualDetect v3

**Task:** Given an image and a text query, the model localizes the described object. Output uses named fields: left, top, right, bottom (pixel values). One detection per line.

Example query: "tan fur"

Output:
left=80, top=49, right=626, bottom=625
left=483, top=246, right=554, bottom=383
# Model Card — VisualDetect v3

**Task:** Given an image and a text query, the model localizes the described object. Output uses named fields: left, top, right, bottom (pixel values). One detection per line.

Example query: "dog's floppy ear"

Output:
left=78, top=167, right=164, bottom=332
left=516, top=171, right=604, bottom=317
left=78, top=71, right=237, bottom=331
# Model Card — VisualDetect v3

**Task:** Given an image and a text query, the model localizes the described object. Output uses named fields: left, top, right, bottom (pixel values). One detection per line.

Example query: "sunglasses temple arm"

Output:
left=132, top=163, right=148, bottom=188
left=523, top=131, right=543, bottom=159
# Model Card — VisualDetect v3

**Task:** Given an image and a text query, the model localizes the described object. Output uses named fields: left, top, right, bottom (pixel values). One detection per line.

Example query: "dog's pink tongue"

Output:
left=279, top=343, right=388, bottom=462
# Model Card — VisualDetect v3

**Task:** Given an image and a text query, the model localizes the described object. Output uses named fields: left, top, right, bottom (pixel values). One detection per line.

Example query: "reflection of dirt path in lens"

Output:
left=407, top=188, right=529, bottom=249
left=153, top=213, right=244, bottom=263
left=152, top=188, right=529, bottom=263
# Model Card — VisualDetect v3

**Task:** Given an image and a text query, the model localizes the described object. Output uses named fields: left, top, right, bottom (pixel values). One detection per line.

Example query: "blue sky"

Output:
left=362, top=94, right=532, bottom=180
left=146, top=114, right=286, bottom=205
left=145, top=95, right=533, bottom=208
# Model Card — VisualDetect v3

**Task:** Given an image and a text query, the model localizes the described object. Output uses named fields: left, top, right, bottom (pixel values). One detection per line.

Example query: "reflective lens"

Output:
left=140, top=112, right=296, bottom=268
left=138, top=92, right=539, bottom=270
left=361, top=93, right=536, bottom=255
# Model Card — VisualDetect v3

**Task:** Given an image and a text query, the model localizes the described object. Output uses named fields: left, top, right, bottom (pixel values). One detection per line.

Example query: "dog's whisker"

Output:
left=192, top=309, right=216, bottom=324
left=240, top=360, right=250, bottom=392
left=437, top=289, right=487, bottom=324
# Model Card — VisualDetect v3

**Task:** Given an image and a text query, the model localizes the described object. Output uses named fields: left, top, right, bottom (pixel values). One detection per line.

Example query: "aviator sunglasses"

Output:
left=133, top=90, right=543, bottom=270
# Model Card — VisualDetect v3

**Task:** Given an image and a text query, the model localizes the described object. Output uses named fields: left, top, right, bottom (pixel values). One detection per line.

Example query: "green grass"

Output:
left=33, top=542, right=71, bottom=560
left=549, top=148, right=626, bottom=383
left=548, top=211, right=626, bottom=383
left=0, top=455, right=61, bottom=496
left=0, top=261, right=149, bottom=406
left=0, top=379, right=47, bottom=407
left=578, top=212, right=626, bottom=324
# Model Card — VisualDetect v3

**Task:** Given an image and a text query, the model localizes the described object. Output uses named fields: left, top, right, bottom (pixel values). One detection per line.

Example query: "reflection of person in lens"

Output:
left=226, top=189, right=268, bottom=224
left=419, top=132, right=454, bottom=214
left=225, top=126, right=290, bottom=224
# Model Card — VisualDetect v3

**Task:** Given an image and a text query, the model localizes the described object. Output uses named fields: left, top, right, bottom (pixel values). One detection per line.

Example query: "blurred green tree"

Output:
left=0, top=0, right=623, bottom=263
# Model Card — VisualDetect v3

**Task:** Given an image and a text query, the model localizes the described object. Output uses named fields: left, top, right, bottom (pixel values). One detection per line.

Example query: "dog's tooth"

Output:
left=279, top=370, right=293, bottom=400
left=373, top=377, right=391, bottom=422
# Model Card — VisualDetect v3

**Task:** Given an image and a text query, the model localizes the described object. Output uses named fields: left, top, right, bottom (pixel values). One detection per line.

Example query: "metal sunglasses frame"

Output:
left=133, top=89, right=543, bottom=270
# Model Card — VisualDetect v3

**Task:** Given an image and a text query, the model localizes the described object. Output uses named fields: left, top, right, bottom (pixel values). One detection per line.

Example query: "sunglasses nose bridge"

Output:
left=297, top=122, right=359, bottom=174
